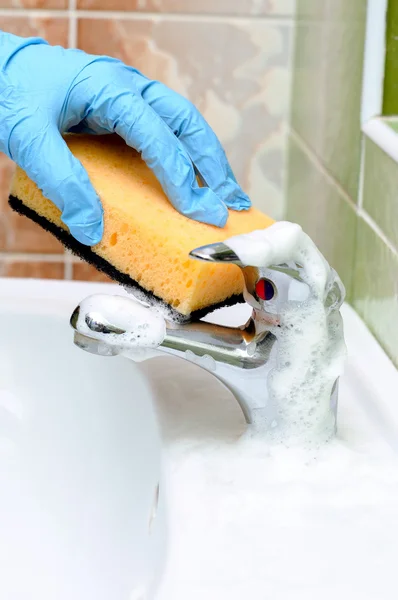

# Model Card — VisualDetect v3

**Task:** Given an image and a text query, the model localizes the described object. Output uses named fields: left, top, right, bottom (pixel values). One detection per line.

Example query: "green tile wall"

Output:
left=353, top=217, right=398, bottom=365
left=286, top=133, right=357, bottom=300
left=383, top=0, right=398, bottom=115
left=289, top=1, right=398, bottom=367
left=362, top=136, right=398, bottom=249
left=291, top=0, right=367, bottom=199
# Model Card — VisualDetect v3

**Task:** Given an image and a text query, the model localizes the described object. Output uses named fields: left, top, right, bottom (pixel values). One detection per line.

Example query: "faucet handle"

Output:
left=190, top=222, right=345, bottom=321
left=189, top=241, right=293, bottom=324
left=189, top=243, right=244, bottom=267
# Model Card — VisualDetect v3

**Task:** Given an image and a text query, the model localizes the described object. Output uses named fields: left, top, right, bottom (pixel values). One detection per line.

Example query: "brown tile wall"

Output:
left=0, top=1, right=294, bottom=281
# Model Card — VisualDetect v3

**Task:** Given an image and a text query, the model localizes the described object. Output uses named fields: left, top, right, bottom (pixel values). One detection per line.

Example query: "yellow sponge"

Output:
left=9, top=134, right=274, bottom=318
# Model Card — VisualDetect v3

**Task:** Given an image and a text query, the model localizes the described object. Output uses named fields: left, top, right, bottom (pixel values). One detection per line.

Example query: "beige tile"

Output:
left=0, top=260, right=65, bottom=279
left=1, top=205, right=65, bottom=254
left=0, top=153, right=64, bottom=254
left=0, top=0, right=66, bottom=8
left=291, top=0, right=367, bottom=199
left=0, top=154, right=15, bottom=251
left=286, top=132, right=357, bottom=300
left=72, top=261, right=112, bottom=283
left=77, top=0, right=295, bottom=16
left=0, top=17, right=69, bottom=46
left=352, top=217, right=398, bottom=367
left=77, top=17, right=292, bottom=219
left=0, top=20, right=68, bottom=253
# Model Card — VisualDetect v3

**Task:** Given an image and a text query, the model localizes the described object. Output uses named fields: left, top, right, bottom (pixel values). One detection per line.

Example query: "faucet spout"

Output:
left=162, top=318, right=272, bottom=369
left=159, top=318, right=277, bottom=425
left=70, top=297, right=278, bottom=426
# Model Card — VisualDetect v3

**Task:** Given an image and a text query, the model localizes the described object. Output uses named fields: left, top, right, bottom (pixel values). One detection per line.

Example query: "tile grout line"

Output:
left=357, top=208, right=398, bottom=258
left=68, top=0, right=77, bottom=49
left=0, top=8, right=294, bottom=24
left=357, top=135, right=366, bottom=210
left=71, top=10, right=294, bottom=24
left=0, top=8, right=68, bottom=17
left=64, top=253, right=74, bottom=280
left=349, top=134, right=367, bottom=305
left=0, top=252, right=80, bottom=262
left=289, top=128, right=358, bottom=210
left=291, top=128, right=398, bottom=258
left=66, top=0, right=77, bottom=280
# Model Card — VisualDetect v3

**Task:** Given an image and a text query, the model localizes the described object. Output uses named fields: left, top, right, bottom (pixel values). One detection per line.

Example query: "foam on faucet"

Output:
left=227, top=221, right=330, bottom=297
left=75, top=294, right=166, bottom=361
left=226, top=221, right=347, bottom=444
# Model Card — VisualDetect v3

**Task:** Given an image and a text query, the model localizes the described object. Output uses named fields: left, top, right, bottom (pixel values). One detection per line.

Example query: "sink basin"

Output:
left=0, top=277, right=397, bottom=600
left=0, top=278, right=166, bottom=600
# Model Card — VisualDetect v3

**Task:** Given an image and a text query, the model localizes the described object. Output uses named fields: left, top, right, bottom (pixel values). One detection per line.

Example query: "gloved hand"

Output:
left=0, top=32, right=250, bottom=246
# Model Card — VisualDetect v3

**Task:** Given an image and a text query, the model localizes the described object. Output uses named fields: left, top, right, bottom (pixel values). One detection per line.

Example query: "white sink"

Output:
left=0, top=277, right=397, bottom=600
left=0, top=278, right=166, bottom=600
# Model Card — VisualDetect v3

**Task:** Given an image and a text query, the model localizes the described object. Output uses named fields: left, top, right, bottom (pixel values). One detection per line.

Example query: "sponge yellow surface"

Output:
left=11, top=134, right=274, bottom=316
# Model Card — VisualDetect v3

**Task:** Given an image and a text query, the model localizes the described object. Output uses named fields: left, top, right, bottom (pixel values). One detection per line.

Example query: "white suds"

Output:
left=226, top=221, right=347, bottom=445
left=227, top=221, right=330, bottom=297
left=122, top=285, right=191, bottom=325
left=146, top=340, right=398, bottom=600
left=75, top=294, right=166, bottom=361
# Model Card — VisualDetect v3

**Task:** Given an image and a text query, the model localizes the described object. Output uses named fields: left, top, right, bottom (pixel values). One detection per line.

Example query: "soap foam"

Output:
left=76, top=294, right=166, bottom=361
left=227, top=221, right=347, bottom=445
left=122, top=284, right=192, bottom=325
left=148, top=341, right=398, bottom=600
left=227, top=221, right=331, bottom=297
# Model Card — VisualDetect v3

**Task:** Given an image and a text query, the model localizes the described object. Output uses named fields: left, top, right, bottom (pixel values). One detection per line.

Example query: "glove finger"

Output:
left=137, top=78, right=251, bottom=211
left=89, top=87, right=228, bottom=227
left=9, top=117, right=103, bottom=246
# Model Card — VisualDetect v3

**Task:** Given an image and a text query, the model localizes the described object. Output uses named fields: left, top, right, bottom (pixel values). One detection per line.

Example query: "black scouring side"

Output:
left=8, top=195, right=244, bottom=323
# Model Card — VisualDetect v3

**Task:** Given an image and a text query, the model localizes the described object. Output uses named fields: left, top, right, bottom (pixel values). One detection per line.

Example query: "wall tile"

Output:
left=362, top=135, right=398, bottom=251
left=296, top=0, right=364, bottom=20
left=0, top=154, right=64, bottom=254
left=0, top=0, right=66, bottom=8
left=286, top=132, right=357, bottom=299
left=0, top=17, right=69, bottom=46
left=291, top=0, right=367, bottom=199
left=0, top=21, right=68, bottom=255
left=352, top=217, right=398, bottom=367
left=72, top=262, right=112, bottom=283
left=76, top=0, right=295, bottom=16
left=0, top=260, right=65, bottom=279
left=295, top=0, right=324, bottom=19
left=0, top=154, right=16, bottom=252
left=77, top=17, right=292, bottom=219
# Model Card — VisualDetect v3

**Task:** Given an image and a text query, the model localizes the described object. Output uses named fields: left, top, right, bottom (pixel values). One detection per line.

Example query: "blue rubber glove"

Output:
left=0, top=32, right=251, bottom=246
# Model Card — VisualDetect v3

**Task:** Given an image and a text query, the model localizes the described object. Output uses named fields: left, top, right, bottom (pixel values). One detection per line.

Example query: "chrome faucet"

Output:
left=70, top=224, right=345, bottom=439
